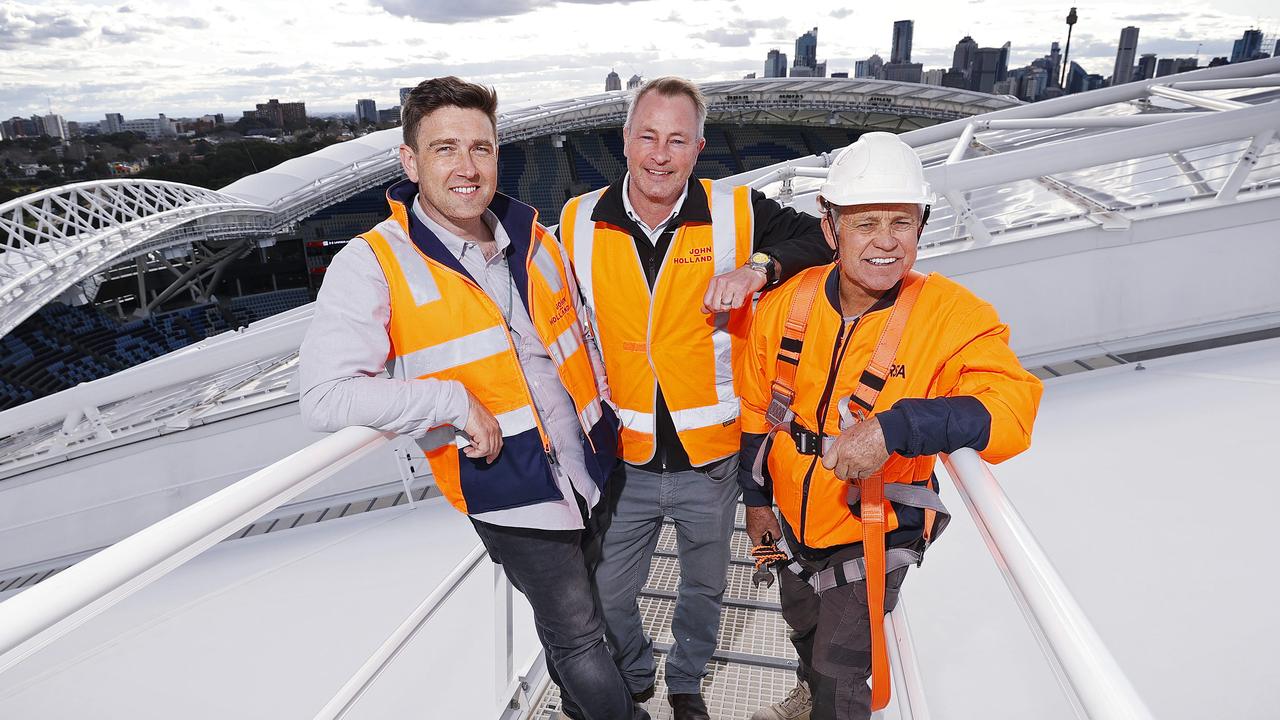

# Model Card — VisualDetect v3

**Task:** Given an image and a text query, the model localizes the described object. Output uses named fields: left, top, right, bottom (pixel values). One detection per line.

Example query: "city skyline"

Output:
left=2, top=0, right=1276, bottom=121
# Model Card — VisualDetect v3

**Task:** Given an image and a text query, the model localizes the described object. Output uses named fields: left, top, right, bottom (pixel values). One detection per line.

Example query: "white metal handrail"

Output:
left=0, top=425, right=394, bottom=675
left=314, top=544, right=490, bottom=719
left=941, top=448, right=1154, bottom=720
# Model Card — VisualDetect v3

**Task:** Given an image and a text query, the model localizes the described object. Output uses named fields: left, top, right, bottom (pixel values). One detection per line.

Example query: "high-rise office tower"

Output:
left=1064, top=60, right=1087, bottom=94
left=1136, top=53, right=1157, bottom=81
left=399, top=87, right=413, bottom=107
left=764, top=49, right=788, bottom=78
left=1231, top=29, right=1264, bottom=63
left=103, top=113, right=124, bottom=134
left=794, top=28, right=818, bottom=70
left=356, top=99, right=378, bottom=124
left=891, top=20, right=914, bottom=64
left=1113, top=26, right=1140, bottom=85
left=951, top=36, right=978, bottom=78
left=1048, top=41, right=1062, bottom=86
left=971, top=43, right=1010, bottom=94
left=627, top=74, right=643, bottom=90
left=855, top=54, right=884, bottom=80
left=605, top=70, right=621, bottom=91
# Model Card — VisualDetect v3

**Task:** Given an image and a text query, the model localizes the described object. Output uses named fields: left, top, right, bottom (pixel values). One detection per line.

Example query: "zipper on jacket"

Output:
left=798, top=316, right=858, bottom=543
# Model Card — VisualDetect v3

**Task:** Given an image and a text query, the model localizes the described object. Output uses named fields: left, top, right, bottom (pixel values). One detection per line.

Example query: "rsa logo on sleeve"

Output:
left=673, top=244, right=714, bottom=265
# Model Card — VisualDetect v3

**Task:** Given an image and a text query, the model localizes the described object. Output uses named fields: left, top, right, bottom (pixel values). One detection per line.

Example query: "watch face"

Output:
left=750, top=252, right=771, bottom=265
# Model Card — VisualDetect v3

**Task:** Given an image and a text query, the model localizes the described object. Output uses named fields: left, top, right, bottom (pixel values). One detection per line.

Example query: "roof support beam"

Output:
left=1217, top=130, right=1277, bottom=203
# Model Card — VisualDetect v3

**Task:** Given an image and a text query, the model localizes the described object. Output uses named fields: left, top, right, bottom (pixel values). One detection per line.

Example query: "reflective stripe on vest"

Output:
left=362, top=213, right=603, bottom=513
left=562, top=180, right=753, bottom=466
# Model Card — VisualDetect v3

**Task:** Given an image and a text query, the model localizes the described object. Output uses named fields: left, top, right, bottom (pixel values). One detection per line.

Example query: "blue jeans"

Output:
left=593, top=461, right=741, bottom=695
left=471, top=518, right=647, bottom=720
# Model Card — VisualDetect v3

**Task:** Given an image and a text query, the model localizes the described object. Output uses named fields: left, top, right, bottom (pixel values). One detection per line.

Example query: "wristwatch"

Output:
left=746, top=251, right=777, bottom=286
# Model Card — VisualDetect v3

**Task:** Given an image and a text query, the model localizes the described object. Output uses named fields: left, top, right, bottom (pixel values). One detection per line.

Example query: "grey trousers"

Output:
left=779, top=538, right=910, bottom=720
left=593, top=461, right=741, bottom=695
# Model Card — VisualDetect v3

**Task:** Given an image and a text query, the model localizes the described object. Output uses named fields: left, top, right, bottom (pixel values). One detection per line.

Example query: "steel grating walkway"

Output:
left=533, top=503, right=799, bottom=719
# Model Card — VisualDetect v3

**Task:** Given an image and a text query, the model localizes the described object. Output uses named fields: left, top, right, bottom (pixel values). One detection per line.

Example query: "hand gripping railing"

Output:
left=0, top=425, right=395, bottom=675
left=941, top=448, right=1155, bottom=720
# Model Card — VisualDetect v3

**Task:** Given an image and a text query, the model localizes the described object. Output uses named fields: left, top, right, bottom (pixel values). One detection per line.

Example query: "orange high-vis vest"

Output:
left=362, top=181, right=617, bottom=516
left=559, top=179, right=753, bottom=466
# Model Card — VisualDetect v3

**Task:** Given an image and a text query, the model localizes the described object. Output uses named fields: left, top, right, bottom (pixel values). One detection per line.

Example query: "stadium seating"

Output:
left=0, top=288, right=315, bottom=410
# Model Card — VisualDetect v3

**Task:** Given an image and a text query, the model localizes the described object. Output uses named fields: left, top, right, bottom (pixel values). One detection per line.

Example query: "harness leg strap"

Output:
left=860, top=474, right=891, bottom=712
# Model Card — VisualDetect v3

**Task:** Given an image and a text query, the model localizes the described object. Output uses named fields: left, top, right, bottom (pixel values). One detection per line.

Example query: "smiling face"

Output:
left=822, top=202, right=923, bottom=303
left=398, top=105, right=497, bottom=234
left=622, top=91, right=706, bottom=211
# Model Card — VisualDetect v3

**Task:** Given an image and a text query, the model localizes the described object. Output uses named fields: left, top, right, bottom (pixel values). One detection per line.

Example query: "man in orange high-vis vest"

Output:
left=299, top=77, right=648, bottom=720
left=740, top=133, right=1042, bottom=720
left=558, top=77, right=832, bottom=720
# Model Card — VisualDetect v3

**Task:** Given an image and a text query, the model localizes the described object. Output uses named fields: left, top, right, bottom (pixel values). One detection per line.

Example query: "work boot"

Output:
left=750, top=679, right=812, bottom=720
left=669, top=692, right=711, bottom=720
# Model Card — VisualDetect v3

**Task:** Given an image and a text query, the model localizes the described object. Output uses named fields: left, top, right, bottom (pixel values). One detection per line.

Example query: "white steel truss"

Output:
left=740, top=57, right=1280, bottom=253
left=0, top=180, right=275, bottom=339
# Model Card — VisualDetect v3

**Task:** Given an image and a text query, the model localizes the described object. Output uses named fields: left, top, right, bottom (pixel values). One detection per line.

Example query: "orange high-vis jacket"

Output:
left=559, top=179, right=753, bottom=467
left=362, top=180, right=617, bottom=516
left=740, top=265, right=1042, bottom=549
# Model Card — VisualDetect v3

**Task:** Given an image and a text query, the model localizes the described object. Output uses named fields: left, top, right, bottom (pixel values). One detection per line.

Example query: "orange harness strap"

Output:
left=755, top=269, right=927, bottom=712
left=751, top=268, right=825, bottom=486
left=851, top=271, right=925, bottom=712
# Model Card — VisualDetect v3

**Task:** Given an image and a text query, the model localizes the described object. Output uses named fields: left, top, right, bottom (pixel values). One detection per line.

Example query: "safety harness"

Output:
left=751, top=268, right=951, bottom=712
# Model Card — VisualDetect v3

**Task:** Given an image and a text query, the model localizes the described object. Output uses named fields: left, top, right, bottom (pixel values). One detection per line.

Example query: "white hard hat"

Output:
left=818, top=132, right=934, bottom=208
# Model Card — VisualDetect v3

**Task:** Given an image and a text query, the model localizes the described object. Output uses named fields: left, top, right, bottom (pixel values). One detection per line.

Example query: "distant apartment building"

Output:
left=922, top=68, right=945, bottom=85
left=103, top=113, right=124, bottom=134
left=883, top=63, right=923, bottom=83
left=256, top=99, right=307, bottom=131
left=355, top=99, right=378, bottom=124
left=3, top=116, right=39, bottom=138
left=38, top=113, right=68, bottom=140
left=399, top=87, right=413, bottom=107
left=627, top=74, right=643, bottom=90
left=121, top=114, right=177, bottom=140
left=378, top=107, right=401, bottom=125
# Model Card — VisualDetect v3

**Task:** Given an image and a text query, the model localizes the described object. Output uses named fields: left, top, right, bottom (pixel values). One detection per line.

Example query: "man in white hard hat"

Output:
left=738, top=132, right=1042, bottom=719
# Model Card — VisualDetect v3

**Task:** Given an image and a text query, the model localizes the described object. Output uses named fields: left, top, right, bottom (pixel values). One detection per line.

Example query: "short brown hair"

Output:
left=625, top=76, right=707, bottom=139
left=401, top=76, right=498, bottom=149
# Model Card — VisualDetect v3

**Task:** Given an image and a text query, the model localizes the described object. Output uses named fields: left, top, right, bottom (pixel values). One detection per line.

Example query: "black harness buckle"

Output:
left=789, top=420, right=824, bottom=456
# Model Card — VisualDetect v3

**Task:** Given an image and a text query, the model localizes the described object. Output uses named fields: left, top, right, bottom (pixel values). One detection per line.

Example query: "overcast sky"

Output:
left=2, top=0, right=1276, bottom=122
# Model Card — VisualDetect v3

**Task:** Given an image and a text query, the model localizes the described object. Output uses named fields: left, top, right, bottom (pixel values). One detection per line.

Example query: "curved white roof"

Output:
left=222, top=78, right=1020, bottom=208
left=499, top=77, right=1019, bottom=143
left=220, top=129, right=403, bottom=207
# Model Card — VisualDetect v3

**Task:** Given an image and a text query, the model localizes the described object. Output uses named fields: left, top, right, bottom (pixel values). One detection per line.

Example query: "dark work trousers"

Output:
left=471, top=516, right=648, bottom=720
left=778, top=539, right=911, bottom=720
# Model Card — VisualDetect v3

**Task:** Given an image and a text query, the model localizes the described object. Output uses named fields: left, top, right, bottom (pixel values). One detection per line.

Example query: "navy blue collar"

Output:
left=386, top=179, right=540, bottom=315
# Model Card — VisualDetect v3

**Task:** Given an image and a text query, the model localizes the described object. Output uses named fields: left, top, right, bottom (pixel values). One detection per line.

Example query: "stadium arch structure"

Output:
left=0, top=79, right=1016, bottom=341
